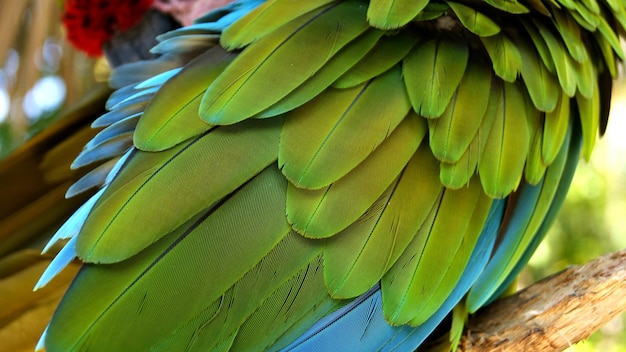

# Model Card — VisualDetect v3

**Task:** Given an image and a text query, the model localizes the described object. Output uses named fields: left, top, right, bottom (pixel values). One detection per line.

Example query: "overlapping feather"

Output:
left=39, top=0, right=626, bottom=351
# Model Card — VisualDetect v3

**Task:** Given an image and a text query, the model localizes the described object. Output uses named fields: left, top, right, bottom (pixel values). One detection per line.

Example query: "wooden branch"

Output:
left=460, top=249, right=626, bottom=351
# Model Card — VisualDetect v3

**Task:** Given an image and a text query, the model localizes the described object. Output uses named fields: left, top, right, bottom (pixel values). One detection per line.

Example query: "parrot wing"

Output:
left=39, top=0, right=625, bottom=351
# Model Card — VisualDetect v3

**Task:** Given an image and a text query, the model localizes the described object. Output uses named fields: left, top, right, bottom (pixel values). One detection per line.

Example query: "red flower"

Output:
left=63, top=0, right=154, bottom=56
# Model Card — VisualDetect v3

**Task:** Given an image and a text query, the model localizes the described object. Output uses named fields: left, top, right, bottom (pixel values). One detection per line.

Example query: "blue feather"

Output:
left=35, top=236, right=78, bottom=290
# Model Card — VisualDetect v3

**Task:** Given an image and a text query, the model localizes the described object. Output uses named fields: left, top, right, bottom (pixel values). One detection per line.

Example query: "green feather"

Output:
left=287, top=114, right=426, bottom=238
left=382, top=177, right=491, bottom=325
left=576, top=83, right=600, bottom=161
left=552, top=9, right=589, bottom=63
left=446, top=1, right=500, bottom=37
left=483, top=0, right=529, bottom=14
left=439, top=83, right=499, bottom=189
left=259, top=29, right=385, bottom=118
left=524, top=0, right=551, bottom=15
left=413, top=2, right=449, bottom=21
left=524, top=103, right=546, bottom=185
left=598, top=17, right=624, bottom=60
left=47, top=167, right=292, bottom=351
left=542, top=90, right=570, bottom=164
left=518, top=38, right=560, bottom=112
left=526, top=126, right=548, bottom=185
left=533, top=19, right=578, bottom=97
left=468, top=126, right=572, bottom=310
left=572, top=50, right=596, bottom=99
left=480, top=33, right=522, bottom=82
left=333, top=31, right=419, bottom=89
left=279, top=67, right=411, bottom=189
left=366, top=0, right=429, bottom=29
left=324, top=143, right=442, bottom=299
left=201, top=1, right=368, bottom=125
left=153, top=233, right=325, bottom=351
left=221, top=0, right=338, bottom=49
left=134, top=47, right=235, bottom=151
left=566, top=0, right=598, bottom=31
left=580, top=0, right=601, bottom=14
left=596, top=14, right=625, bottom=59
left=594, top=31, right=618, bottom=78
left=403, top=39, right=469, bottom=118
left=232, top=256, right=337, bottom=351
left=76, top=118, right=283, bottom=263
left=521, top=20, right=556, bottom=73
left=428, top=61, right=492, bottom=163
left=478, top=82, right=530, bottom=198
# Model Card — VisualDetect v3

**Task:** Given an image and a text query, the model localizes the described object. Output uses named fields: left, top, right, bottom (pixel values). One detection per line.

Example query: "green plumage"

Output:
left=42, top=0, right=626, bottom=350
left=403, top=38, right=469, bottom=118
left=134, top=48, right=234, bottom=151
left=287, top=115, right=426, bottom=238
left=77, top=118, right=282, bottom=263
left=202, top=1, right=368, bottom=124
left=428, top=61, right=493, bottom=163
left=259, top=28, right=385, bottom=118
left=279, top=67, right=411, bottom=189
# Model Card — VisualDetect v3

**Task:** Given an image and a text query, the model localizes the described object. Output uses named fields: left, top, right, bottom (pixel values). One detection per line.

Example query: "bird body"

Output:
left=30, top=0, right=626, bottom=350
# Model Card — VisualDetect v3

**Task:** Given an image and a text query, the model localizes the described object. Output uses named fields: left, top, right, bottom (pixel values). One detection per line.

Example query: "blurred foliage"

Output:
left=0, top=0, right=97, bottom=159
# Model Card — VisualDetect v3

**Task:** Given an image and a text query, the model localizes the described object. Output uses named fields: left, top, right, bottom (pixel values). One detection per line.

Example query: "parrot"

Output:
left=16, top=0, right=626, bottom=350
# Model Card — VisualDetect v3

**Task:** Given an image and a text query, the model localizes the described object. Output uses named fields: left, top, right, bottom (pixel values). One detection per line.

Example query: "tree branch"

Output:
left=460, top=249, right=626, bottom=351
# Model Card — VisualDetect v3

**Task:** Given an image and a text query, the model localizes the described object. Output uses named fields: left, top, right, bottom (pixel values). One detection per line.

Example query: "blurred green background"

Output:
left=0, top=1, right=624, bottom=351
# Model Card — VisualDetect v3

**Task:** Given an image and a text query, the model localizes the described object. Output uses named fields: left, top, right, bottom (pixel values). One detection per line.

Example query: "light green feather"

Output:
left=279, top=67, right=411, bottom=189
left=76, top=118, right=283, bottom=263
left=552, top=9, right=589, bottom=63
left=366, top=0, right=429, bottom=29
left=259, top=29, right=385, bottom=118
left=478, top=82, right=530, bottom=198
left=201, top=1, right=368, bottom=125
left=518, top=38, right=560, bottom=112
left=323, top=136, right=436, bottom=299
left=566, top=0, right=598, bottom=31
left=524, top=102, right=546, bottom=185
left=428, top=61, right=492, bottom=163
left=480, top=33, right=522, bottom=82
left=323, top=180, right=399, bottom=298
left=134, top=47, right=235, bottom=151
left=287, top=114, right=426, bottom=238
left=533, top=19, right=578, bottom=97
left=220, top=0, right=337, bottom=49
left=403, top=39, right=469, bottom=118
left=468, top=126, right=572, bottom=310
left=594, top=31, right=618, bottom=78
left=483, top=0, right=529, bottom=13
left=333, top=31, right=419, bottom=89
left=576, top=82, right=600, bottom=161
left=521, top=20, right=556, bottom=73
left=382, top=177, right=491, bottom=325
left=439, top=83, right=499, bottom=189
left=447, top=1, right=500, bottom=37
left=542, top=90, right=570, bottom=164
left=596, top=11, right=626, bottom=59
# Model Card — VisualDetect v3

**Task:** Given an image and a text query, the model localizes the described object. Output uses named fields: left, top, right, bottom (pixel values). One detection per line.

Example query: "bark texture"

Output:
left=460, top=249, right=626, bottom=351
